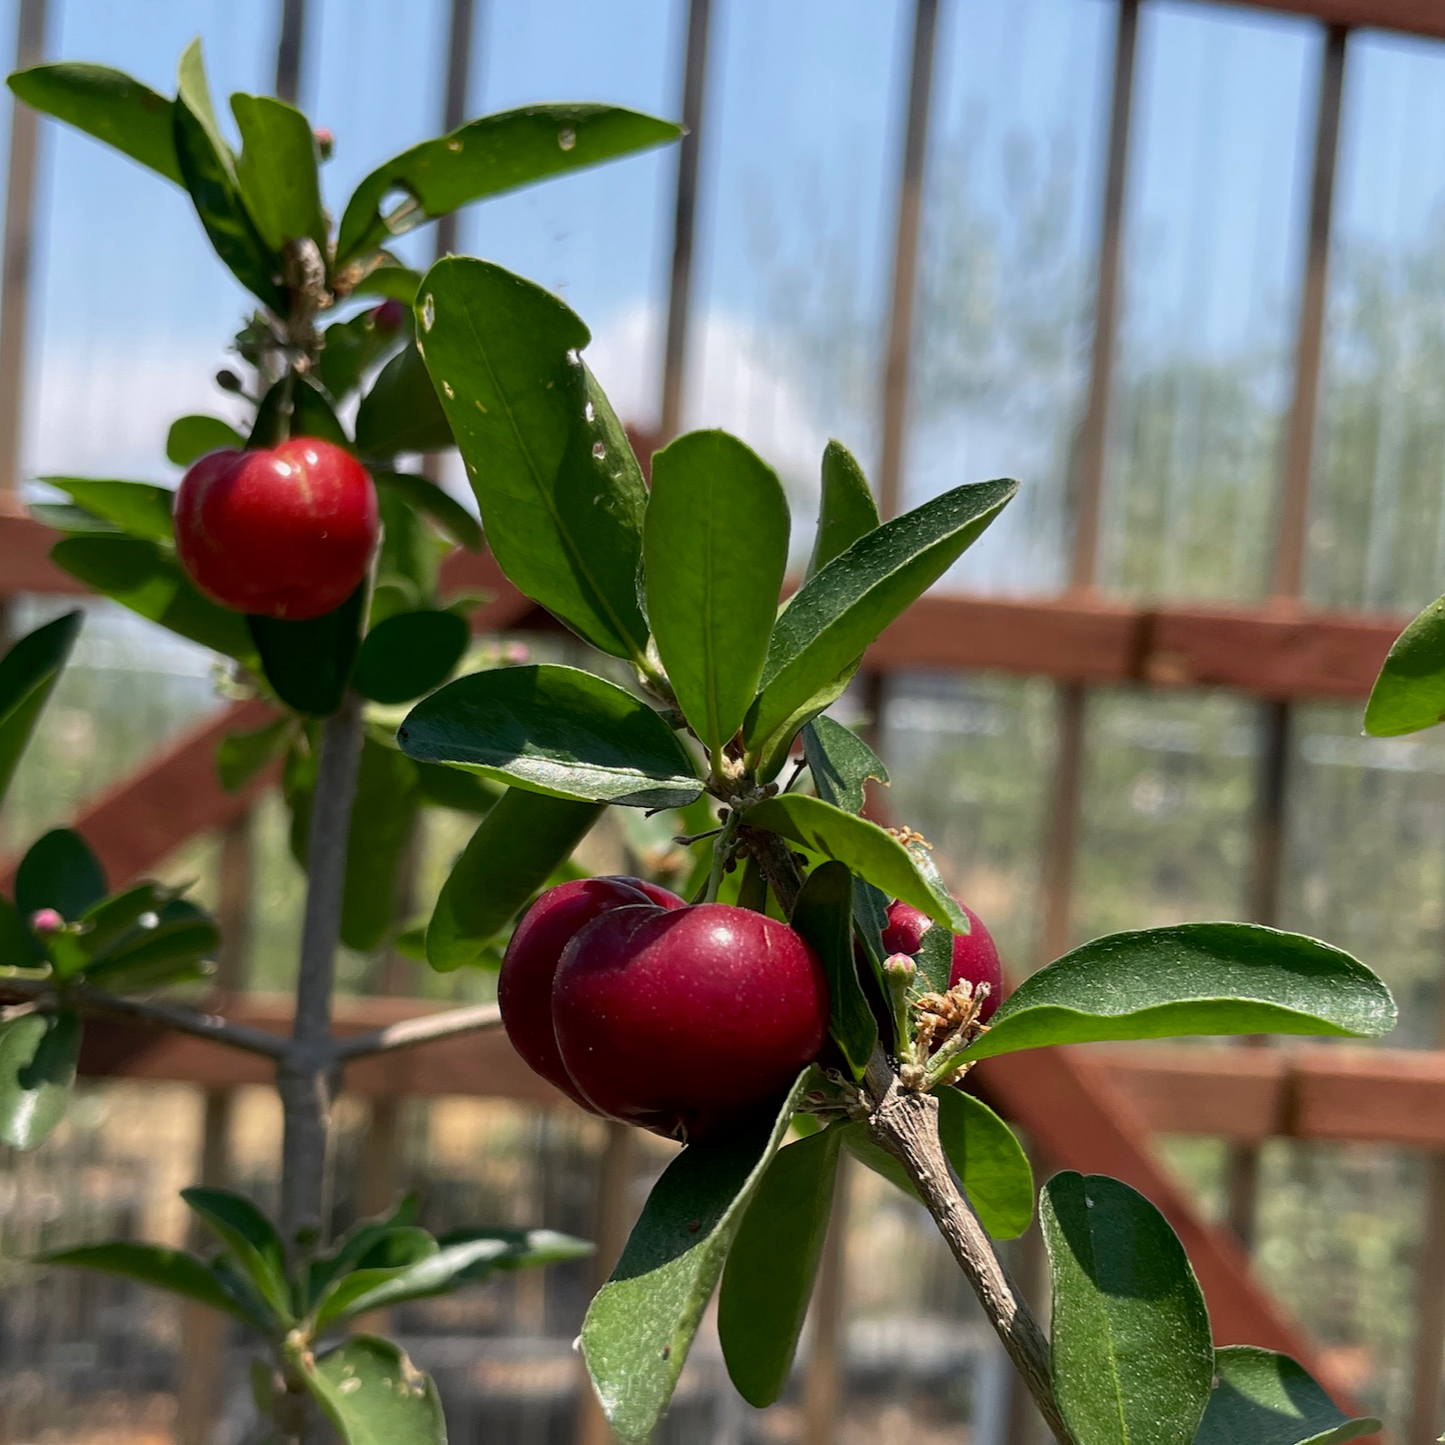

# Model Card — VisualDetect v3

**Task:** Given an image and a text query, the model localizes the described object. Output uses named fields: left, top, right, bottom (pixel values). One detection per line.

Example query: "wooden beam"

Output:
left=1219, top=0, right=1445, bottom=42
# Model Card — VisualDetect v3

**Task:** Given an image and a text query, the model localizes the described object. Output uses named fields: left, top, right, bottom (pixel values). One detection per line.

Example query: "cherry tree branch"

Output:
left=333, top=1002, right=502, bottom=1060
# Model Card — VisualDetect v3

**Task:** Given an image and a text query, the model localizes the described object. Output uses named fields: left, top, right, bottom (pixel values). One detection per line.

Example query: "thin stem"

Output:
left=704, top=809, right=743, bottom=903
left=278, top=691, right=364, bottom=1248
left=334, top=1002, right=502, bottom=1061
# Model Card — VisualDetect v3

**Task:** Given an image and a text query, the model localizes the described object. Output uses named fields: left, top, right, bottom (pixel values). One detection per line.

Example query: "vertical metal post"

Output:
left=434, top=0, right=478, bottom=259
left=0, top=0, right=48, bottom=500
left=657, top=0, right=712, bottom=443
left=273, top=0, right=307, bottom=105
left=1226, top=24, right=1347, bottom=1251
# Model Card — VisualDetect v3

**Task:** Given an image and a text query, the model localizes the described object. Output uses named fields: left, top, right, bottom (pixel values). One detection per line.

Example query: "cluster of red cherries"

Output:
left=498, top=877, right=1003, bottom=1141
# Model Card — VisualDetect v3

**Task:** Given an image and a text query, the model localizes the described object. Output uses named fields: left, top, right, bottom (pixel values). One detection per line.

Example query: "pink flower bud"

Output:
left=29, top=908, right=63, bottom=935
left=314, top=128, right=335, bottom=160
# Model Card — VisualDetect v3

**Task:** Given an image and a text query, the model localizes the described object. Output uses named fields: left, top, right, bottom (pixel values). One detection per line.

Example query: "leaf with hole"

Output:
left=298, top=1335, right=446, bottom=1445
left=802, top=714, right=888, bottom=816
left=582, top=1070, right=814, bottom=1443
left=414, top=257, right=650, bottom=661
left=1193, top=1347, right=1380, bottom=1445
left=644, top=430, right=790, bottom=760
left=167, top=415, right=244, bottom=467
left=0, top=610, right=82, bottom=812
left=399, top=664, right=701, bottom=808
left=42, top=478, right=174, bottom=541
left=354, top=610, right=469, bottom=705
left=336, top=104, right=681, bottom=266
left=959, top=923, right=1395, bottom=1062
left=1043, top=1172, right=1214, bottom=1445
left=806, top=440, right=879, bottom=580
left=718, top=1124, right=844, bottom=1407
left=249, top=583, right=367, bottom=716
left=788, top=861, right=876, bottom=1077
left=0, top=1011, right=80, bottom=1151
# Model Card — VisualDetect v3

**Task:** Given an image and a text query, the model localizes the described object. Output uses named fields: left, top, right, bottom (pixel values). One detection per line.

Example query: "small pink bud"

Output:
left=883, top=951, right=916, bottom=981
left=314, top=127, right=335, bottom=160
left=29, top=908, right=63, bottom=935
left=504, top=642, right=530, bottom=664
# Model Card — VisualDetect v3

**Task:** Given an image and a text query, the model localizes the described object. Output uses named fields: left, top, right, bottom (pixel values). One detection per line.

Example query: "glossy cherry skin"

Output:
left=174, top=439, right=379, bottom=619
left=498, top=877, right=684, bottom=1111
left=882, top=898, right=1003, bottom=1022
left=552, top=902, right=830, bottom=1142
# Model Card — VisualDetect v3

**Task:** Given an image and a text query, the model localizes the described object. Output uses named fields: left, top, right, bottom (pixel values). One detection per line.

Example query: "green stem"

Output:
left=703, top=809, right=743, bottom=903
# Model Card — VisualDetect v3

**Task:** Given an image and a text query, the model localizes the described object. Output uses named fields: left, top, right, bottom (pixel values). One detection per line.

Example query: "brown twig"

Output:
left=333, top=1002, right=502, bottom=1061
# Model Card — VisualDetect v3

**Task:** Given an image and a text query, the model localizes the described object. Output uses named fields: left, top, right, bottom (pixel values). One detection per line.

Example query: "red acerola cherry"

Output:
left=498, top=877, right=684, bottom=1111
left=372, top=298, right=406, bottom=333
left=552, top=903, right=830, bottom=1142
left=174, top=439, right=379, bottom=620
left=882, top=898, right=1004, bottom=1022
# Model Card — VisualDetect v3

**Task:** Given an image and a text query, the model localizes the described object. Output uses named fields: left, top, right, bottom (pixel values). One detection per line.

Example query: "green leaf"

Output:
left=337, top=104, right=681, bottom=266
left=644, top=430, right=790, bottom=760
left=30, top=503, right=119, bottom=534
left=0, top=609, right=82, bottom=812
left=582, top=1070, right=814, bottom=1443
left=82, top=897, right=219, bottom=990
left=299, top=1335, right=445, bottom=1445
left=7, top=63, right=182, bottom=184
left=250, top=373, right=351, bottom=450
left=354, top=610, right=468, bottom=705
left=0, top=1012, right=80, bottom=1151
left=1043, top=1172, right=1214, bottom=1445
left=744, top=478, right=1017, bottom=761
left=318, top=309, right=406, bottom=403
left=304, top=1196, right=421, bottom=1305
left=230, top=93, right=326, bottom=254
left=718, top=1125, right=844, bottom=1407
left=413, top=760, right=500, bottom=814
left=425, top=787, right=600, bottom=970
left=41, top=478, right=174, bottom=542
left=15, top=828, right=106, bottom=922
left=0, top=896, right=36, bottom=968
left=372, top=469, right=482, bottom=552
left=217, top=715, right=288, bottom=792
left=248, top=583, right=366, bottom=716
left=172, top=41, right=283, bottom=311
left=50, top=535, right=257, bottom=663
left=38, top=1241, right=264, bottom=1329
left=167, top=415, right=244, bottom=467
left=398, top=664, right=702, bottom=808
left=181, top=1186, right=293, bottom=1323
left=355, top=344, right=454, bottom=457
left=961, top=923, right=1396, bottom=1063
left=788, top=860, right=876, bottom=1077
left=806, top=440, right=879, bottom=580
left=1365, top=591, right=1445, bottom=736
left=801, top=714, right=888, bottom=815
left=351, top=263, right=423, bottom=304
left=47, top=879, right=180, bottom=980
left=1193, top=1347, right=1380, bottom=1445
left=414, top=257, right=649, bottom=661
left=936, top=1088, right=1033, bottom=1240
left=744, top=794, right=965, bottom=932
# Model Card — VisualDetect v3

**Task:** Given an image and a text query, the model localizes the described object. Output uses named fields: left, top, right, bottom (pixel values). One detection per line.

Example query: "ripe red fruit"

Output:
left=174, top=439, right=379, bottom=620
left=372, top=298, right=406, bottom=333
left=882, top=898, right=1004, bottom=1022
left=499, top=877, right=684, bottom=1111
left=552, top=902, right=829, bottom=1142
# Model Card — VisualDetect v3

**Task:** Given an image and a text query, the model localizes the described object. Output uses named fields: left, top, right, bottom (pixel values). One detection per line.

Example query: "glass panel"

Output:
left=1309, top=30, right=1445, bottom=613
left=910, top=0, right=1114, bottom=594
left=1103, top=1, right=1318, bottom=604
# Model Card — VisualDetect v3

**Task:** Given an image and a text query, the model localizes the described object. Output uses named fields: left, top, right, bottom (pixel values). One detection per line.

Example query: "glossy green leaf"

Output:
left=1193, top=1348, right=1380, bottom=1445
left=7, top=63, right=182, bottom=184
left=426, top=787, right=600, bottom=970
left=414, top=257, right=650, bottom=661
left=1365, top=591, right=1445, bottom=736
left=789, top=860, right=876, bottom=1077
left=172, top=41, right=283, bottom=311
left=354, top=610, right=468, bottom=704
left=1043, top=1172, right=1214, bottom=1445
left=337, top=104, right=681, bottom=266
left=15, top=828, right=106, bottom=922
left=936, top=1088, right=1033, bottom=1240
left=51, top=535, right=256, bottom=663
left=398, top=664, right=701, bottom=808
left=166, top=415, right=244, bottom=467
left=355, top=344, right=454, bottom=457
left=582, top=1071, right=813, bottom=1443
left=718, top=1125, right=844, bottom=1407
left=0, top=610, right=81, bottom=812
left=304, top=1196, right=422, bottom=1305
left=250, top=372, right=351, bottom=450
left=216, top=715, right=288, bottom=792
left=372, top=468, right=483, bottom=552
left=0, top=896, right=35, bottom=968
left=644, top=430, right=790, bottom=760
left=802, top=714, right=888, bottom=816
left=413, top=759, right=500, bottom=814
left=960, top=923, right=1395, bottom=1063
left=806, top=440, right=879, bottom=580
left=47, top=879, right=179, bottom=980
left=41, top=478, right=174, bottom=542
left=82, top=897, right=219, bottom=990
left=0, top=1011, right=80, bottom=1151
left=744, top=794, right=964, bottom=932
left=38, top=1241, right=264, bottom=1329
left=181, top=1186, right=293, bottom=1323
left=351, top=263, right=423, bottom=304
left=30, top=503, right=118, bottom=534
left=300, top=1335, right=446, bottom=1445
left=318, top=308, right=407, bottom=403
left=230, top=93, right=326, bottom=253
left=248, top=583, right=366, bottom=715
left=744, top=478, right=1017, bottom=760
